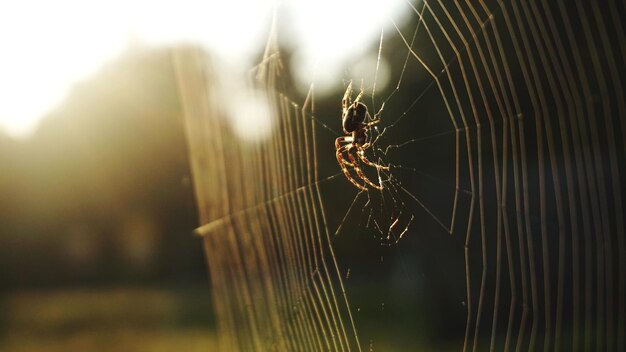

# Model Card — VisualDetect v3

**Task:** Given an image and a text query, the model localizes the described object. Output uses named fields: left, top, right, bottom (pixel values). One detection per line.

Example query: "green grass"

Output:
left=0, top=287, right=217, bottom=352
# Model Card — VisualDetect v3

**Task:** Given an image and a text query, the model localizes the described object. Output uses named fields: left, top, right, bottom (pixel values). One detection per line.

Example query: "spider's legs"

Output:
left=356, top=148, right=389, bottom=170
left=373, top=102, right=385, bottom=120
left=342, top=81, right=353, bottom=112
left=335, top=136, right=353, bottom=149
left=353, top=88, right=364, bottom=106
left=357, top=142, right=389, bottom=169
left=347, top=149, right=384, bottom=190
left=335, top=136, right=354, bottom=166
left=364, top=102, right=385, bottom=126
left=366, top=119, right=382, bottom=127
left=336, top=143, right=367, bottom=191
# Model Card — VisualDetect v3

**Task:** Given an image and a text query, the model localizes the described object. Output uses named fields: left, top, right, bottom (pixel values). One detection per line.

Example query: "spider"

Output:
left=336, top=82, right=389, bottom=191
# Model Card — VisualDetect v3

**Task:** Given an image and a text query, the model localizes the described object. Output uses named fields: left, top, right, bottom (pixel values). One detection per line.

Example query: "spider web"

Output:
left=176, top=0, right=626, bottom=350
left=174, top=44, right=361, bottom=351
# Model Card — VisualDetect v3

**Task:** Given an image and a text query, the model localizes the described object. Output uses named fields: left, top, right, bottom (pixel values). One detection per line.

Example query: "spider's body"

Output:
left=336, top=82, right=389, bottom=191
left=342, top=101, right=368, bottom=144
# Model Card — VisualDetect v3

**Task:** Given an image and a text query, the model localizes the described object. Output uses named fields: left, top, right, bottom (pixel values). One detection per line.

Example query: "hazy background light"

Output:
left=0, top=1, right=130, bottom=137
left=286, top=0, right=407, bottom=95
left=0, top=0, right=407, bottom=139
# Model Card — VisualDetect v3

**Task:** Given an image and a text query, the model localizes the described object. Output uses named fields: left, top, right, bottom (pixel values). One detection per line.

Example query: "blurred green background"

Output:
left=0, top=45, right=216, bottom=351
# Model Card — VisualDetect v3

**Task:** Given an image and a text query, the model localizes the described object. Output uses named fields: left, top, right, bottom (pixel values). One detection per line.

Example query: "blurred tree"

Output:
left=0, top=44, right=202, bottom=288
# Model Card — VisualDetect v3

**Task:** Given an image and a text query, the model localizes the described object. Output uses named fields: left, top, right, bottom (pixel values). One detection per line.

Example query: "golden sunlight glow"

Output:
left=287, top=0, right=408, bottom=93
left=0, top=0, right=406, bottom=138
left=0, top=1, right=128, bottom=137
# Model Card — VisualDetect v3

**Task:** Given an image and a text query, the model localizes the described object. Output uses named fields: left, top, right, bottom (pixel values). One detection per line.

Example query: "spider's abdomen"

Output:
left=342, top=102, right=368, bottom=133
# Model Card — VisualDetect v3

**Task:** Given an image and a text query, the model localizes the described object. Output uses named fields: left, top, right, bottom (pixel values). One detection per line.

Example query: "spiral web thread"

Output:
left=175, top=0, right=626, bottom=350
left=382, top=1, right=625, bottom=350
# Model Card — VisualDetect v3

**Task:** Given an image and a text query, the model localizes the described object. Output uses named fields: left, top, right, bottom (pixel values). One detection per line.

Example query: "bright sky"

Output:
left=0, top=0, right=408, bottom=138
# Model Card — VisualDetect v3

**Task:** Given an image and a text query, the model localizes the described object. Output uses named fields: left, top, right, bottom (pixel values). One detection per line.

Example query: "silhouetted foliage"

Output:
left=0, top=45, right=202, bottom=288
